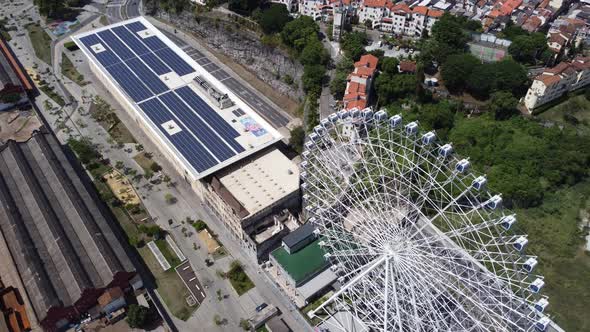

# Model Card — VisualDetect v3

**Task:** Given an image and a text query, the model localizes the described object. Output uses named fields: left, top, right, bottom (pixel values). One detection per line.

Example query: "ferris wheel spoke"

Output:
left=303, top=114, right=545, bottom=332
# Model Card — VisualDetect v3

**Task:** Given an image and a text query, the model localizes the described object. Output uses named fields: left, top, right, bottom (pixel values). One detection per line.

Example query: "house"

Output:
left=343, top=54, right=379, bottom=110
left=398, top=60, right=417, bottom=73
left=524, top=57, right=590, bottom=110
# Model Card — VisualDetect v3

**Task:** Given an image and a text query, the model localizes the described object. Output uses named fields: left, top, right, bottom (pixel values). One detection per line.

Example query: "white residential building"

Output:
left=524, top=57, right=590, bottom=111
left=271, top=0, right=298, bottom=12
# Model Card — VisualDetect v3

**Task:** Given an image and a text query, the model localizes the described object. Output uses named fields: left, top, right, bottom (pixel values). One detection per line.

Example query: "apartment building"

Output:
left=358, top=1, right=444, bottom=37
left=524, top=56, right=590, bottom=110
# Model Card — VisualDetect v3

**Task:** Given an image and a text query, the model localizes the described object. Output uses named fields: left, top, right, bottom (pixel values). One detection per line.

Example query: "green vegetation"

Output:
left=226, top=260, right=254, bottom=295
left=289, top=126, right=305, bottom=154
left=126, top=304, right=150, bottom=328
left=537, top=93, right=590, bottom=135
left=90, top=97, right=136, bottom=144
left=25, top=24, right=53, bottom=65
left=138, top=245, right=197, bottom=320
left=253, top=3, right=291, bottom=34
left=441, top=54, right=528, bottom=99
left=330, top=57, right=354, bottom=100
left=516, top=182, right=590, bottom=331
left=192, top=219, right=208, bottom=231
left=63, top=40, right=79, bottom=51
left=39, top=83, right=66, bottom=106
left=340, top=31, right=368, bottom=61
left=155, top=239, right=182, bottom=268
left=144, top=0, right=192, bottom=15
left=61, top=52, right=87, bottom=86
left=497, top=22, right=552, bottom=66
left=0, top=19, right=15, bottom=42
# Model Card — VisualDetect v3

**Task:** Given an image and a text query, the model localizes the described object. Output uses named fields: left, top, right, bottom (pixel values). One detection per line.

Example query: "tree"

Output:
left=376, top=73, right=417, bottom=104
left=300, top=39, right=329, bottom=66
left=330, top=71, right=348, bottom=99
left=281, top=16, right=319, bottom=53
left=492, top=59, right=528, bottom=97
left=165, top=193, right=177, bottom=204
left=466, top=64, right=496, bottom=99
left=508, top=33, right=548, bottom=65
left=431, top=13, right=469, bottom=52
left=289, top=126, right=305, bottom=154
left=441, top=54, right=480, bottom=93
left=341, top=31, right=368, bottom=61
left=228, top=0, right=261, bottom=15
left=150, top=161, right=162, bottom=173
left=35, top=0, right=65, bottom=18
left=256, top=4, right=291, bottom=34
left=302, top=64, right=325, bottom=94
left=488, top=91, right=518, bottom=120
left=336, top=57, right=354, bottom=73
left=380, top=57, right=399, bottom=75
left=127, top=304, right=149, bottom=328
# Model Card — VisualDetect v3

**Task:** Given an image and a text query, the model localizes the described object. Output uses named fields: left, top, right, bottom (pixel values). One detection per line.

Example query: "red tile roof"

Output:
left=363, top=0, right=387, bottom=7
left=399, top=60, right=417, bottom=73
left=427, top=9, right=444, bottom=17
left=355, top=54, right=379, bottom=68
left=345, top=99, right=368, bottom=110
left=391, top=3, right=411, bottom=13
left=412, top=6, right=429, bottom=15
left=536, top=74, right=561, bottom=86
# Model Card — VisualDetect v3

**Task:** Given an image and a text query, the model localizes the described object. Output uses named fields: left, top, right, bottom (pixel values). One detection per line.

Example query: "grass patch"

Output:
left=301, top=294, right=330, bottom=326
left=155, top=239, right=182, bottom=269
left=226, top=260, right=254, bottom=296
left=26, top=24, right=52, bottom=65
left=39, top=83, right=65, bottom=106
left=133, top=152, right=154, bottom=174
left=138, top=246, right=197, bottom=321
left=61, top=52, right=87, bottom=86
left=90, top=97, right=136, bottom=144
left=516, top=181, right=590, bottom=331
left=537, top=94, right=590, bottom=135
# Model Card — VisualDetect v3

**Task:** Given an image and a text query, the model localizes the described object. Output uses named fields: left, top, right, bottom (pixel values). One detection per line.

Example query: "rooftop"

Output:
left=73, top=17, right=281, bottom=180
left=282, top=222, right=315, bottom=249
left=271, top=239, right=328, bottom=284
left=0, top=130, right=135, bottom=322
left=219, top=149, right=299, bottom=216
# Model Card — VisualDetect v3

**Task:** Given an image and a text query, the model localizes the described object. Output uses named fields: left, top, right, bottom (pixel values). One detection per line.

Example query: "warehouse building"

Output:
left=73, top=17, right=281, bottom=190
left=74, top=17, right=300, bottom=249
left=0, top=130, right=140, bottom=331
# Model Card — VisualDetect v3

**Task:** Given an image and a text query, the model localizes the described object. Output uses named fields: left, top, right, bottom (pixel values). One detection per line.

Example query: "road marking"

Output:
left=183, top=265, right=190, bottom=270
left=189, top=277, right=196, bottom=282
left=201, top=291, right=205, bottom=297
left=195, top=284, right=200, bottom=290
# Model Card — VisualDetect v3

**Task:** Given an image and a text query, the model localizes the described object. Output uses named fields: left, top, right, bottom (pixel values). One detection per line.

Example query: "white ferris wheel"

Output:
left=301, top=109, right=554, bottom=332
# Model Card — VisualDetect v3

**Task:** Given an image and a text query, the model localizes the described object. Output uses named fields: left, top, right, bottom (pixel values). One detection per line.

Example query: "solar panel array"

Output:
left=78, top=21, right=246, bottom=174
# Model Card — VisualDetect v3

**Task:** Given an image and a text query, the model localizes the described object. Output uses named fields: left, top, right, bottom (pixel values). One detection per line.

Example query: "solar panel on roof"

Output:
left=105, top=62, right=152, bottom=102
left=126, top=58, right=168, bottom=95
left=139, top=52, right=171, bottom=75
left=125, top=21, right=147, bottom=32
left=175, top=86, right=243, bottom=147
left=97, top=29, right=136, bottom=61
left=80, top=34, right=120, bottom=67
left=155, top=48, right=195, bottom=76
left=159, top=91, right=238, bottom=161
left=139, top=98, right=218, bottom=172
left=112, top=25, right=150, bottom=56
left=75, top=18, right=280, bottom=178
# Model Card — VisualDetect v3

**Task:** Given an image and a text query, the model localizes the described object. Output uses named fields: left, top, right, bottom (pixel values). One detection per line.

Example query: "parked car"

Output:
left=256, top=303, right=268, bottom=312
